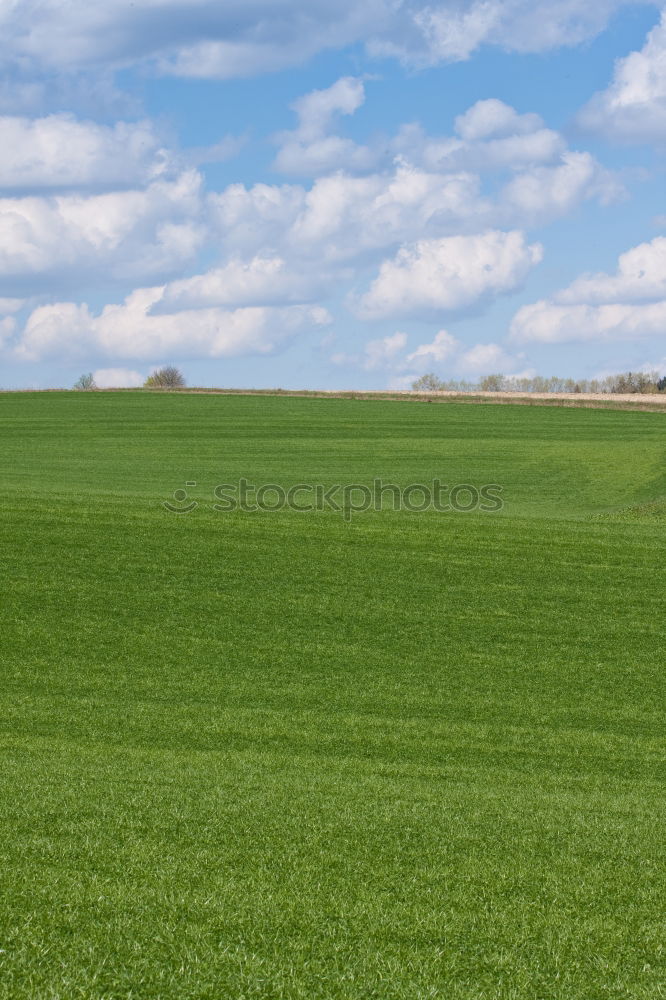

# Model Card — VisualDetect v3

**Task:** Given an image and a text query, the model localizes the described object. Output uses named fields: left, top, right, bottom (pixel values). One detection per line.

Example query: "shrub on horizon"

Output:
left=412, top=373, right=445, bottom=391
left=144, top=366, right=186, bottom=389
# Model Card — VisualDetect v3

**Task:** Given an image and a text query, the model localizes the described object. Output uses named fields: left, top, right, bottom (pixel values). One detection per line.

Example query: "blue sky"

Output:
left=0, top=0, right=664, bottom=390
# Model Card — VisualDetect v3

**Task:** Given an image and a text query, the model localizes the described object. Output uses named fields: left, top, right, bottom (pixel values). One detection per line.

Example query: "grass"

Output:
left=1, top=391, right=664, bottom=999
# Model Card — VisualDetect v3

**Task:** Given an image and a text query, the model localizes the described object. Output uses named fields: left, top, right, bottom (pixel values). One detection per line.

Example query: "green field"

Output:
left=1, top=391, right=664, bottom=1000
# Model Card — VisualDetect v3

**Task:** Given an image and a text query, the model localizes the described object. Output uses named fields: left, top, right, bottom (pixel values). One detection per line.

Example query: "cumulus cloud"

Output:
left=0, top=83, right=623, bottom=368
left=454, top=342, right=521, bottom=375
left=273, top=91, right=592, bottom=181
left=0, top=1, right=391, bottom=79
left=555, top=236, right=666, bottom=304
left=0, top=315, right=17, bottom=347
left=0, top=92, right=615, bottom=303
left=0, top=114, right=168, bottom=192
left=209, top=164, right=491, bottom=263
left=0, top=0, right=644, bottom=82
left=93, top=367, right=144, bottom=388
left=363, top=331, right=408, bottom=369
left=157, top=255, right=340, bottom=311
left=577, top=11, right=666, bottom=144
left=406, top=329, right=460, bottom=365
left=0, top=67, right=141, bottom=118
left=329, top=331, right=409, bottom=370
left=14, top=285, right=331, bottom=361
left=273, top=77, right=377, bottom=176
left=369, top=0, right=638, bottom=66
left=331, top=328, right=526, bottom=381
left=356, top=230, right=543, bottom=320
left=360, top=98, right=568, bottom=178
left=510, top=300, right=666, bottom=343
left=0, top=297, right=25, bottom=314
left=438, top=99, right=566, bottom=172
left=511, top=236, right=666, bottom=343
left=402, top=331, right=524, bottom=377
left=211, top=130, right=616, bottom=265
left=499, top=151, right=622, bottom=226
left=290, top=76, right=366, bottom=140
left=336, top=328, right=527, bottom=383
left=288, top=168, right=489, bottom=258
left=0, top=171, right=205, bottom=291
left=454, top=99, right=543, bottom=141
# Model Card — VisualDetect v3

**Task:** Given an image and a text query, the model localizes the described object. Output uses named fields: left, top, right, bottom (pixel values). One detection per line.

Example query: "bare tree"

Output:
left=73, top=373, right=97, bottom=390
left=412, top=373, right=444, bottom=391
left=144, top=366, right=186, bottom=389
left=479, top=374, right=505, bottom=391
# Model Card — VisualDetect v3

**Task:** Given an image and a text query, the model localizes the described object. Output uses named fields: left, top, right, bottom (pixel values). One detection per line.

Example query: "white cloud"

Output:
left=363, top=331, right=408, bottom=369
left=272, top=78, right=380, bottom=176
left=209, top=164, right=491, bottom=263
left=329, top=331, right=408, bottom=370
left=511, top=235, right=666, bottom=343
left=0, top=105, right=610, bottom=302
left=393, top=101, right=567, bottom=175
left=406, top=329, right=460, bottom=365
left=370, top=0, right=637, bottom=66
left=14, top=285, right=331, bottom=361
left=159, top=5, right=394, bottom=79
left=211, top=133, right=616, bottom=266
left=0, top=297, right=25, bottom=314
left=335, top=329, right=527, bottom=382
left=499, top=152, right=622, bottom=226
left=577, top=11, right=666, bottom=144
left=356, top=230, right=543, bottom=320
left=455, top=342, right=521, bottom=375
left=0, top=1, right=643, bottom=82
left=407, top=3, right=503, bottom=62
left=289, top=167, right=489, bottom=259
left=428, top=129, right=567, bottom=173
left=0, top=85, right=622, bottom=358
left=0, top=171, right=205, bottom=289
left=555, top=236, right=666, bottom=304
left=273, top=91, right=588, bottom=180
left=93, top=367, right=144, bottom=388
left=157, top=255, right=338, bottom=311
left=276, top=133, right=376, bottom=177
left=0, top=315, right=17, bottom=347
left=292, top=77, right=366, bottom=141
left=0, top=114, right=168, bottom=191
left=402, top=332, right=523, bottom=377
left=454, top=99, right=543, bottom=141
left=0, top=68, right=141, bottom=118
left=511, top=300, right=666, bottom=343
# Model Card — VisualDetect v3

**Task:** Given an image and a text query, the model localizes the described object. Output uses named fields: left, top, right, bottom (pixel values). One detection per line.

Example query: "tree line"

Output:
left=412, top=371, right=666, bottom=394
left=72, top=367, right=666, bottom=394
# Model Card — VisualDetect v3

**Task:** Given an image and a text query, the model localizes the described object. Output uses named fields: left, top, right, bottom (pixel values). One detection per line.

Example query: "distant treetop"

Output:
left=144, top=366, right=186, bottom=389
